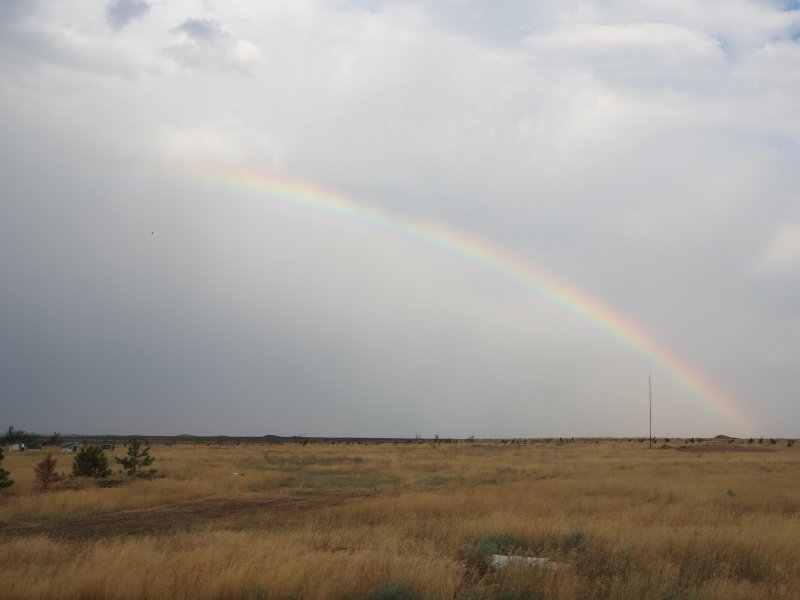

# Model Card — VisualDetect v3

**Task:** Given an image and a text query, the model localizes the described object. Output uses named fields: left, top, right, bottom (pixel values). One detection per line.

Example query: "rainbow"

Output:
left=183, top=163, right=756, bottom=436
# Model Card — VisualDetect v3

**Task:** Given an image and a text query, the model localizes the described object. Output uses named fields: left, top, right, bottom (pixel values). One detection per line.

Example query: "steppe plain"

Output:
left=1, top=438, right=798, bottom=600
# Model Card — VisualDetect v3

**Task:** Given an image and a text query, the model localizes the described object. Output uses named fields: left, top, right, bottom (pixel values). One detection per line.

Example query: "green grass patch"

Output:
left=477, top=477, right=503, bottom=485
left=417, top=475, right=450, bottom=486
left=365, top=581, right=418, bottom=600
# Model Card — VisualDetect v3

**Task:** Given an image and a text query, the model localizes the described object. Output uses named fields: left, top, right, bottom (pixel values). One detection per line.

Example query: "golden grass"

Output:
left=1, top=440, right=799, bottom=599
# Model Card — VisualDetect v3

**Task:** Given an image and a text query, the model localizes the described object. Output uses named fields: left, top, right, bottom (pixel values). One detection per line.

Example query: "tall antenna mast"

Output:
left=649, top=358, right=652, bottom=449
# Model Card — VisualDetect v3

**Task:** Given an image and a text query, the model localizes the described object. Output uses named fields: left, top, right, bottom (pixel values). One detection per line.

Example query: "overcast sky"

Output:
left=1, top=0, right=798, bottom=438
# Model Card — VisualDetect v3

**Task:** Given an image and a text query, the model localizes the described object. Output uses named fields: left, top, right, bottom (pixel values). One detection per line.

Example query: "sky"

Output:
left=1, top=0, right=798, bottom=439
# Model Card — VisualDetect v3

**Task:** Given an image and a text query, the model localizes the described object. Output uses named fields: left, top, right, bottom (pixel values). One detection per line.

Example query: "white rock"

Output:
left=490, top=554, right=565, bottom=571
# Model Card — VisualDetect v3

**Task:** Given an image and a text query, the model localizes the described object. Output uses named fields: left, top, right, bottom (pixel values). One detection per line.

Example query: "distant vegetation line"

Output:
left=3, top=427, right=795, bottom=446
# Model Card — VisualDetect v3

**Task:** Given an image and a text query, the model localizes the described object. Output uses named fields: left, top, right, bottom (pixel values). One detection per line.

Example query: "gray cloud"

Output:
left=106, top=0, right=150, bottom=31
left=0, top=0, right=32, bottom=21
left=1, top=1, right=798, bottom=438
left=173, top=18, right=220, bottom=41
left=166, top=17, right=262, bottom=72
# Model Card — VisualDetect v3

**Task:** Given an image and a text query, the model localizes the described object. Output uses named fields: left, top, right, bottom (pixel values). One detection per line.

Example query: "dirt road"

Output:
left=0, top=488, right=370, bottom=542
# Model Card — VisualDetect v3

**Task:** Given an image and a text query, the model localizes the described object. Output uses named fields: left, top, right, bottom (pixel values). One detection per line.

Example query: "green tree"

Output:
left=0, top=447, right=13, bottom=490
left=72, top=446, right=111, bottom=479
left=34, top=453, right=64, bottom=492
left=115, top=438, right=156, bottom=477
left=2, top=426, right=39, bottom=447
left=48, top=432, right=64, bottom=447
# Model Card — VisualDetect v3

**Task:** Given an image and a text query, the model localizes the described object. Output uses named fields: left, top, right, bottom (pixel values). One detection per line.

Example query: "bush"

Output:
left=72, top=445, right=111, bottom=478
left=462, top=532, right=531, bottom=575
left=546, top=529, right=586, bottom=553
left=473, top=532, right=529, bottom=557
left=0, top=447, right=13, bottom=490
left=366, top=582, right=417, bottom=600
left=34, top=453, right=64, bottom=492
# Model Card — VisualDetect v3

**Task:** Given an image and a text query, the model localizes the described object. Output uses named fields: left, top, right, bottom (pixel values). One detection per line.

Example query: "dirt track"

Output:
left=0, top=488, right=370, bottom=542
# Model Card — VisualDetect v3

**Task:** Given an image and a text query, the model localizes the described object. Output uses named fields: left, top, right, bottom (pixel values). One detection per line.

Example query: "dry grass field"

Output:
left=1, top=439, right=799, bottom=600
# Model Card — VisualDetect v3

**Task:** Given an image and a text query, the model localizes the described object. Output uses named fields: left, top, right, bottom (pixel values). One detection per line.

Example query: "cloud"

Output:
left=1, top=1, right=799, bottom=437
left=0, top=0, right=31, bottom=22
left=0, top=1, right=152, bottom=78
left=754, top=223, right=800, bottom=275
left=106, top=0, right=150, bottom=31
left=166, top=18, right=262, bottom=72
left=173, top=18, right=219, bottom=41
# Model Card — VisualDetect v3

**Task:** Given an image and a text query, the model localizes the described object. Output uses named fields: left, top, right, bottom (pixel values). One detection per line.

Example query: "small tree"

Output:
left=115, top=438, right=156, bottom=477
left=34, top=453, right=64, bottom=492
left=49, top=432, right=64, bottom=447
left=0, top=447, right=13, bottom=490
left=72, top=446, right=111, bottom=479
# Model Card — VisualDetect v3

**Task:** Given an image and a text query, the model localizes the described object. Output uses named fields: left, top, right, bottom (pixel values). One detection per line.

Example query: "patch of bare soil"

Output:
left=0, top=488, right=372, bottom=542
left=676, top=444, right=777, bottom=453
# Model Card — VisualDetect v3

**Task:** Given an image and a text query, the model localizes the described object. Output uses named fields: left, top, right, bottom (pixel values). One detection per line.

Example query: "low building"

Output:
left=61, top=442, right=78, bottom=453
left=8, top=443, right=25, bottom=452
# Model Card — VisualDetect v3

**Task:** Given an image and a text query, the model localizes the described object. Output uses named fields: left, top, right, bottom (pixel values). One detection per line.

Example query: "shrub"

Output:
left=461, top=532, right=531, bottom=575
left=366, top=581, right=417, bottom=600
left=0, top=447, right=13, bottom=490
left=473, top=532, right=529, bottom=556
left=115, top=438, right=156, bottom=477
left=72, top=445, right=111, bottom=478
left=34, top=453, right=64, bottom=492
left=548, top=529, right=586, bottom=552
